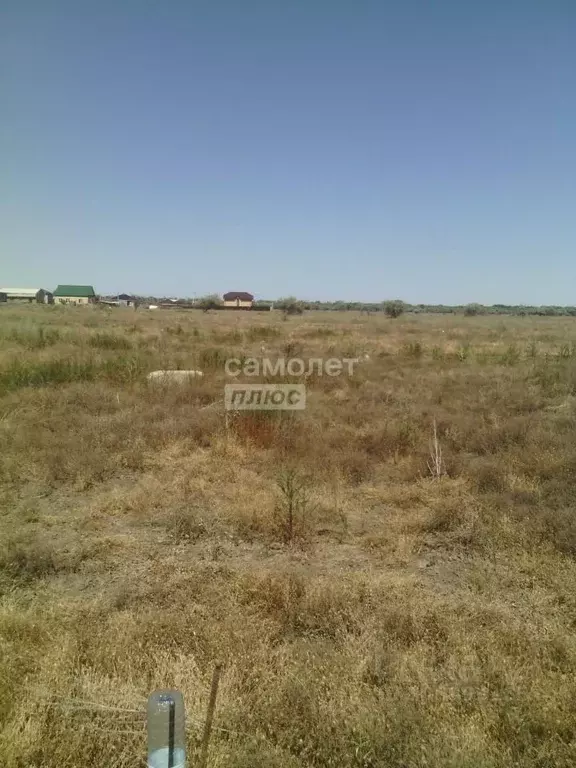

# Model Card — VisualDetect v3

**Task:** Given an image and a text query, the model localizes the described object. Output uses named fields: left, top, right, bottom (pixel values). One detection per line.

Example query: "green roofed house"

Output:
left=53, top=285, right=97, bottom=305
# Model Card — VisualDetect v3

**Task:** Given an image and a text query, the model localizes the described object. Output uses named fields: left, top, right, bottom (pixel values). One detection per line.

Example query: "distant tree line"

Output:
left=124, top=295, right=576, bottom=317
left=276, top=301, right=576, bottom=317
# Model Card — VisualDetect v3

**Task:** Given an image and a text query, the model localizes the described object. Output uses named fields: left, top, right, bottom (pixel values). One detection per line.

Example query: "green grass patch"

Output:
left=87, top=332, right=133, bottom=350
left=0, top=327, right=62, bottom=349
left=0, top=356, right=145, bottom=394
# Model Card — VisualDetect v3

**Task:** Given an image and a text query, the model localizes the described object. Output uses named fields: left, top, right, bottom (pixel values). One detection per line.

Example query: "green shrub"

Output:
left=275, top=297, right=305, bottom=316
left=382, top=300, right=405, bottom=318
left=464, top=303, right=484, bottom=316
left=197, top=294, right=222, bottom=311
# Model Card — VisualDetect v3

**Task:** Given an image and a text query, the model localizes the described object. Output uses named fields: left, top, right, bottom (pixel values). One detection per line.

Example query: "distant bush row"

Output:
left=282, top=301, right=576, bottom=317
left=94, top=295, right=576, bottom=317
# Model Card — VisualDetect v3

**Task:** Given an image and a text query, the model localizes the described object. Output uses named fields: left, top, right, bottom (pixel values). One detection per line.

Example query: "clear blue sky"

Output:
left=2, top=1, right=575, bottom=303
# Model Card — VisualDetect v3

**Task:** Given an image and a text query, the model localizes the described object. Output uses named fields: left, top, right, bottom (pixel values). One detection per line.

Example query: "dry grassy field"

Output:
left=1, top=304, right=576, bottom=767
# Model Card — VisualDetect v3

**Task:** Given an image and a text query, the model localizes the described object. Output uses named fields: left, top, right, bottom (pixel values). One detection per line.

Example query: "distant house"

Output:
left=53, top=285, right=97, bottom=305
left=115, top=293, right=136, bottom=307
left=99, top=294, right=137, bottom=308
left=0, top=288, right=53, bottom=304
left=223, top=291, right=254, bottom=309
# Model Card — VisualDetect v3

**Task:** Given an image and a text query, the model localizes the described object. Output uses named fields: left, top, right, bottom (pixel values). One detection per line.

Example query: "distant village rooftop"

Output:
left=223, top=291, right=254, bottom=302
left=0, top=288, right=46, bottom=296
left=53, top=285, right=96, bottom=298
left=0, top=288, right=53, bottom=303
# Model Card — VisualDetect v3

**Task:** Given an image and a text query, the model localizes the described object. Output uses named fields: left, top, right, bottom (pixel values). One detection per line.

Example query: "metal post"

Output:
left=168, top=697, right=175, bottom=768
left=199, top=664, right=222, bottom=768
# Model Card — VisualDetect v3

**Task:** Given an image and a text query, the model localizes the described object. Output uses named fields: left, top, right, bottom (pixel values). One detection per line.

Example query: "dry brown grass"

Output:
left=1, top=304, right=576, bottom=766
